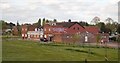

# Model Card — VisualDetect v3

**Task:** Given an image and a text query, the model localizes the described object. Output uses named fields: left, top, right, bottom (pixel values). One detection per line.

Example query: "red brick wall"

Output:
left=44, top=24, right=52, bottom=38
left=67, top=23, right=85, bottom=34
left=53, top=34, right=62, bottom=42
left=21, top=25, right=28, bottom=39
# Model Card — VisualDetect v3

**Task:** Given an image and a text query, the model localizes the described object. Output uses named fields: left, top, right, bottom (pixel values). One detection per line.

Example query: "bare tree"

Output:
left=91, top=16, right=100, bottom=25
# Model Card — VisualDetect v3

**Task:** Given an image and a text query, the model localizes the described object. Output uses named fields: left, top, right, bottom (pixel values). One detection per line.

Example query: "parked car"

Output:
left=40, top=38, right=48, bottom=42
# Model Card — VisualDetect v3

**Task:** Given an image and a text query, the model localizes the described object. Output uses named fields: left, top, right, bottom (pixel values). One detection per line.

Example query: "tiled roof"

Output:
left=28, top=25, right=37, bottom=31
left=56, top=22, right=85, bottom=28
left=85, top=26, right=100, bottom=34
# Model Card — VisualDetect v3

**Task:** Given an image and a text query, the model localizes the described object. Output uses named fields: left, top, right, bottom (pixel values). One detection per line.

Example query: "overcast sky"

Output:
left=0, top=0, right=119, bottom=24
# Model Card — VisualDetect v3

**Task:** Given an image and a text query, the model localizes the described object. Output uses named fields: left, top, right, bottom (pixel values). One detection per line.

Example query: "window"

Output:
left=31, top=35, right=34, bottom=37
left=34, top=35, right=36, bottom=38
left=40, top=35, right=43, bottom=38
left=73, top=27, right=75, bottom=30
left=35, top=28, right=38, bottom=31
left=25, top=28, right=27, bottom=31
left=85, top=36, right=88, bottom=42
left=25, top=34, right=27, bottom=37
left=44, top=35, right=47, bottom=38
left=28, top=35, right=30, bottom=38
left=37, top=35, right=39, bottom=38
left=44, top=28, right=46, bottom=31
left=49, top=28, right=51, bottom=31
left=22, top=34, right=24, bottom=37
left=77, top=27, right=79, bottom=30
left=67, top=36, right=69, bottom=38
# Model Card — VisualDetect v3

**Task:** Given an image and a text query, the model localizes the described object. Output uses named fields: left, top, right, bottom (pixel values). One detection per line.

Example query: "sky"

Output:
left=0, top=0, right=119, bottom=24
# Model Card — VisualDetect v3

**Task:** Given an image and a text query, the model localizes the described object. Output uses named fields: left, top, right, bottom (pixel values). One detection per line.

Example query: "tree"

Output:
left=16, top=21, right=21, bottom=36
left=38, top=18, right=41, bottom=27
left=1, top=20, right=7, bottom=30
left=72, top=34, right=80, bottom=44
left=53, top=19, right=57, bottom=22
left=117, top=24, right=120, bottom=34
left=105, top=17, right=114, bottom=24
left=96, top=34, right=101, bottom=47
left=105, top=22, right=118, bottom=34
left=46, top=19, right=49, bottom=23
left=42, top=18, right=46, bottom=26
left=9, top=22, right=15, bottom=29
left=91, top=16, right=100, bottom=25
left=117, top=35, right=120, bottom=42
left=96, top=22, right=106, bottom=33
left=79, top=21, right=89, bottom=26
left=17, top=21, right=20, bottom=26
left=68, top=19, right=71, bottom=22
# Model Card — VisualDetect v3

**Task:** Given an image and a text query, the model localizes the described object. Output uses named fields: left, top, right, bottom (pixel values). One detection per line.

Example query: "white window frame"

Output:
left=44, top=28, right=46, bottom=31
left=25, top=28, right=27, bottom=31
left=25, top=34, right=27, bottom=37
left=49, top=28, right=51, bottom=31
left=40, top=35, right=43, bottom=38
left=85, top=36, right=88, bottom=42
left=44, top=35, right=47, bottom=38
left=22, top=34, right=24, bottom=37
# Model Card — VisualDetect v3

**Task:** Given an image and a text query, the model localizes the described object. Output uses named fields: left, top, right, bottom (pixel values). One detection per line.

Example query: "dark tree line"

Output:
left=1, top=17, right=120, bottom=35
left=0, top=20, right=15, bottom=30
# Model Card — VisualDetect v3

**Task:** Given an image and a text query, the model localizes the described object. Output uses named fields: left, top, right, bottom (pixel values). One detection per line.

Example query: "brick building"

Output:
left=21, top=21, right=109, bottom=43
left=21, top=24, right=43, bottom=40
left=21, top=25, right=28, bottom=39
left=43, top=22, right=108, bottom=43
left=44, top=22, right=86, bottom=43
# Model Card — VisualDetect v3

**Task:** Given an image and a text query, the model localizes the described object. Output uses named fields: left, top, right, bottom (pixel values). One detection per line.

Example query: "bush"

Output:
left=109, top=37, right=116, bottom=41
left=117, top=37, right=120, bottom=42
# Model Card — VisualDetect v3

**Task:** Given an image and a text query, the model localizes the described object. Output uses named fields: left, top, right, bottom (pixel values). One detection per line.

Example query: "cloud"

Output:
left=1, top=0, right=119, bottom=24
left=0, top=3, right=11, bottom=9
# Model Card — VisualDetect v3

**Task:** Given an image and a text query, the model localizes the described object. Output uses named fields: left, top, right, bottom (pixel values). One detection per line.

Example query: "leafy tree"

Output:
left=96, top=34, right=101, bottom=46
left=72, top=34, right=80, bottom=44
left=79, top=21, right=89, bottom=26
left=38, top=18, right=41, bottom=27
left=33, top=19, right=42, bottom=28
left=42, top=18, right=46, bottom=26
left=117, top=24, right=120, bottom=34
left=104, top=28, right=112, bottom=34
left=53, top=19, right=57, bottom=22
left=16, top=21, right=21, bottom=36
left=1, top=20, right=7, bottom=30
left=1, top=20, right=16, bottom=35
left=105, top=17, right=114, bottom=24
left=1, top=20, right=15, bottom=30
left=17, top=21, right=20, bottom=26
left=9, top=22, right=15, bottom=29
left=96, top=22, right=106, bottom=33
left=68, top=19, right=71, bottom=22
left=105, top=22, right=117, bottom=34
left=117, top=35, right=120, bottom=42
left=46, top=19, right=49, bottom=23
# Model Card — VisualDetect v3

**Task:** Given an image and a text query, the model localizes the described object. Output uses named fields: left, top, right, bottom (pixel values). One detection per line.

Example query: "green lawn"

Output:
left=2, top=39, right=118, bottom=61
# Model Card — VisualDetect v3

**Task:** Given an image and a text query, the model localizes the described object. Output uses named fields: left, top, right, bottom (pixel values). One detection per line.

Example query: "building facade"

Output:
left=21, top=21, right=109, bottom=43
left=21, top=24, right=43, bottom=40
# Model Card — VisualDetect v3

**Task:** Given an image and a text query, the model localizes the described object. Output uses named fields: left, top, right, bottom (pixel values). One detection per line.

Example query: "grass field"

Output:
left=2, top=39, right=118, bottom=61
